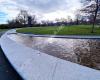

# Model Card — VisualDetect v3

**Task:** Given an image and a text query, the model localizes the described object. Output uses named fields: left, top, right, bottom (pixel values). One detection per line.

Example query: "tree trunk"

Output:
left=91, top=0, right=99, bottom=33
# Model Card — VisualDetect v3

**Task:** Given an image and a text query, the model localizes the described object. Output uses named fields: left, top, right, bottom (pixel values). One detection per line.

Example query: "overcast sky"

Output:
left=0, top=0, right=82, bottom=24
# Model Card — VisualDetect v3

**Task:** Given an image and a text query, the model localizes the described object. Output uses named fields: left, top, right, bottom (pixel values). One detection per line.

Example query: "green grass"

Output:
left=0, top=29, right=8, bottom=32
left=17, top=25, right=100, bottom=35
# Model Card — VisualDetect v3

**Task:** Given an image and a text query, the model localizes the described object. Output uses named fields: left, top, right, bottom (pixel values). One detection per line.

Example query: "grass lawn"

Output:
left=17, top=25, right=100, bottom=35
left=0, top=29, right=8, bottom=32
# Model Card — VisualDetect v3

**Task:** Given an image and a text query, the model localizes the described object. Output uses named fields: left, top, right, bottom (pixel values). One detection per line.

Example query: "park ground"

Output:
left=17, top=25, right=100, bottom=35
left=0, top=29, right=8, bottom=32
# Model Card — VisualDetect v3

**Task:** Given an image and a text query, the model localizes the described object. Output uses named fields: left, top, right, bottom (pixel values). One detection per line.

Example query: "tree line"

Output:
left=0, top=0, right=100, bottom=33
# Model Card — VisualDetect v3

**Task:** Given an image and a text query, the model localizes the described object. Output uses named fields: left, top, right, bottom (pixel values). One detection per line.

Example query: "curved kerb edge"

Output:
left=16, top=32, right=100, bottom=39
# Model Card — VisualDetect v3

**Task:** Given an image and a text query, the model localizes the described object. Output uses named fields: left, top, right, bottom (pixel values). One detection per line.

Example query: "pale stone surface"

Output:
left=0, top=30, right=100, bottom=80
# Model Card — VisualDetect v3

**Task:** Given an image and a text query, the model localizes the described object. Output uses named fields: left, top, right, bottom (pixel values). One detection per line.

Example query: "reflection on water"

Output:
left=8, top=33, right=100, bottom=70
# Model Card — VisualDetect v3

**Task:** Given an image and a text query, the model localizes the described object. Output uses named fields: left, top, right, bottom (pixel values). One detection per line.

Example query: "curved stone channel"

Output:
left=8, top=33, right=100, bottom=70
left=0, top=32, right=23, bottom=80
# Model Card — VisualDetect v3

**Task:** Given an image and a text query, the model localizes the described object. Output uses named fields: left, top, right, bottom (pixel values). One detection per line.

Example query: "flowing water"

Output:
left=8, top=33, right=100, bottom=70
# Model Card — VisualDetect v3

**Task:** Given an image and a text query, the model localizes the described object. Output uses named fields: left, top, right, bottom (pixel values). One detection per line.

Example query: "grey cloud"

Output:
left=0, top=0, right=82, bottom=24
left=14, top=0, right=68, bottom=13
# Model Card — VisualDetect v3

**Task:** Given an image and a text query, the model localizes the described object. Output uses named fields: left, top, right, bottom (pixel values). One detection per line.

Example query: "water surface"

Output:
left=8, top=33, right=100, bottom=70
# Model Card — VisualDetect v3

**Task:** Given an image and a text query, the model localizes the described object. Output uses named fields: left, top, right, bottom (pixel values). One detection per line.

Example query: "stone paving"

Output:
left=0, top=32, right=23, bottom=80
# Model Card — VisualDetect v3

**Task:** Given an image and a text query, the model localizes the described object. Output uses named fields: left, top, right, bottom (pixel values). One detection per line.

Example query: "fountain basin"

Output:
left=1, top=29, right=100, bottom=80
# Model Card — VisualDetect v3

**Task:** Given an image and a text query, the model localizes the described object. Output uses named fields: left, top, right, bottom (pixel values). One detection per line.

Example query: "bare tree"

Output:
left=16, top=10, right=28, bottom=25
left=81, top=0, right=100, bottom=33
left=8, top=10, right=37, bottom=28
left=75, top=12, right=81, bottom=25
